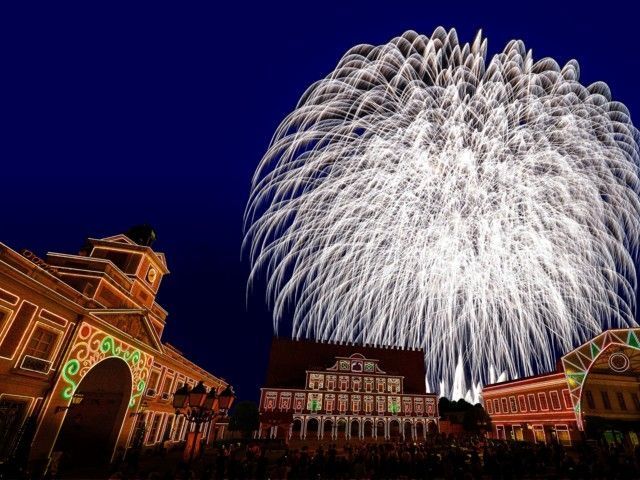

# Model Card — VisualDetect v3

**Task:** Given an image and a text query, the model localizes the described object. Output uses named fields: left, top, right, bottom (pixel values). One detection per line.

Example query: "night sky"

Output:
left=1, top=1, right=638, bottom=402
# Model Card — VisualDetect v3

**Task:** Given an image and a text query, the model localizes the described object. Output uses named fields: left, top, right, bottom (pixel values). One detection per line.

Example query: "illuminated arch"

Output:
left=561, top=328, right=640, bottom=430
left=60, top=323, right=154, bottom=409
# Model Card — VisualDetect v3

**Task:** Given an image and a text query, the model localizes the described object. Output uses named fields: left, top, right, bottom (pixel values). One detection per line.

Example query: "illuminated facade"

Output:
left=0, top=229, right=229, bottom=473
left=482, top=328, right=640, bottom=446
left=259, top=338, right=438, bottom=443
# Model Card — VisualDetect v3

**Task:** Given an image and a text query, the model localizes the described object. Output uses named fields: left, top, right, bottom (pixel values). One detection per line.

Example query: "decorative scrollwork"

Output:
left=60, top=324, right=153, bottom=408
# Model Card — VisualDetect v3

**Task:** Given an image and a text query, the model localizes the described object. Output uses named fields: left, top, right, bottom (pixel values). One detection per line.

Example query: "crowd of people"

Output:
left=107, top=433, right=640, bottom=479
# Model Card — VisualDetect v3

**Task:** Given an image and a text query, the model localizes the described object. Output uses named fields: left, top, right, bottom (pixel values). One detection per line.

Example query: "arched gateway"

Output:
left=54, top=357, right=132, bottom=468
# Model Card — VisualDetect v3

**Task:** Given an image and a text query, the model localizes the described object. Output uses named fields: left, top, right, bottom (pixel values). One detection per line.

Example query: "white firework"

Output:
left=244, top=27, right=640, bottom=399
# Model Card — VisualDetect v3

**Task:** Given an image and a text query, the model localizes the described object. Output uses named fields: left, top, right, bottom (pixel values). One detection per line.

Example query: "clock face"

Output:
left=147, top=267, right=157, bottom=284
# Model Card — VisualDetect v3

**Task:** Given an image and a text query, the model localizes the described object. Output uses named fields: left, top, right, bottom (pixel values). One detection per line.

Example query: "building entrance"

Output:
left=54, top=357, right=132, bottom=470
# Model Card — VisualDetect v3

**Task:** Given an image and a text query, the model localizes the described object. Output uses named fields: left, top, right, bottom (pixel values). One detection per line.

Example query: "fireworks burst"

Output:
left=244, top=27, right=640, bottom=399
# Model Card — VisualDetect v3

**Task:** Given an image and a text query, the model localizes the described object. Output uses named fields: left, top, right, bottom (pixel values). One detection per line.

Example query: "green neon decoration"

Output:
left=61, top=330, right=147, bottom=408
left=130, top=379, right=146, bottom=407
left=61, top=359, right=80, bottom=399
left=390, top=402, right=400, bottom=414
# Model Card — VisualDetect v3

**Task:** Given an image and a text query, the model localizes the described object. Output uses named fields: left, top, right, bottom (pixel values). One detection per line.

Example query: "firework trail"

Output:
left=244, top=27, right=640, bottom=400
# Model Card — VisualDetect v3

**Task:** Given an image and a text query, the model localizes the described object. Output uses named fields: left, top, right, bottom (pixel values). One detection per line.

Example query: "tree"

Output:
left=228, top=401, right=259, bottom=439
left=462, top=403, right=492, bottom=432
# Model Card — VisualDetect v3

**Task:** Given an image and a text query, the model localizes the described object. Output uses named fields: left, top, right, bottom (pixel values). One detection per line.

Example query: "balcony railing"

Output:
left=20, top=355, right=52, bottom=373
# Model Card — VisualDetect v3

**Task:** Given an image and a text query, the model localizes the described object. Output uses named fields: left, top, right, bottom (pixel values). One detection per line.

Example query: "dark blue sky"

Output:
left=1, top=1, right=638, bottom=401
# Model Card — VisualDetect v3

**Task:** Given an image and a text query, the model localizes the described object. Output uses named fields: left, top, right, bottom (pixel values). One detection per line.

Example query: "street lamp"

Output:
left=172, top=382, right=235, bottom=464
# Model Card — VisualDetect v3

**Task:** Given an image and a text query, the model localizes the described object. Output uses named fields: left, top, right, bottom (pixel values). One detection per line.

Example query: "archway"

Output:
left=350, top=419, right=360, bottom=439
left=323, top=419, right=333, bottom=439
left=336, top=419, right=347, bottom=440
left=291, top=419, right=303, bottom=439
left=54, top=357, right=132, bottom=469
left=404, top=421, right=413, bottom=440
left=426, top=421, right=437, bottom=435
left=376, top=420, right=385, bottom=439
left=363, top=420, right=373, bottom=439
left=416, top=421, right=424, bottom=439
left=389, top=420, right=401, bottom=441
left=306, top=418, right=319, bottom=439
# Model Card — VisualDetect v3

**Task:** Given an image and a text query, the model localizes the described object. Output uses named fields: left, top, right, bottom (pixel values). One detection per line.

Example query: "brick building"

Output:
left=258, top=338, right=438, bottom=443
left=0, top=228, right=230, bottom=474
left=482, top=328, right=640, bottom=446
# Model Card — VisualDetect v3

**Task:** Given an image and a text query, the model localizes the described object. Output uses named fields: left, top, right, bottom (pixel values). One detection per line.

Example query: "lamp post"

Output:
left=172, top=382, right=235, bottom=464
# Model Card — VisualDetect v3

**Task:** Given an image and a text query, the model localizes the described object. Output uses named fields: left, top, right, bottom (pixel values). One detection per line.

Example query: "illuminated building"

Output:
left=482, top=328, right=640, bottom=446
left=0, top=228, right=230, bottom=474
left=258, top=338, right=438, bottom=443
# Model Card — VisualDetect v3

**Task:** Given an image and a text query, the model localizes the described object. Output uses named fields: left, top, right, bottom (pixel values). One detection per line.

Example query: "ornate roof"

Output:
left=264, top=337, right=428, bottom=394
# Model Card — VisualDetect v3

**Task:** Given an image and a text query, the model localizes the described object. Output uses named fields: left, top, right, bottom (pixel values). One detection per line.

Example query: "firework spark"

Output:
left=244, top=27, right=640, bottom=399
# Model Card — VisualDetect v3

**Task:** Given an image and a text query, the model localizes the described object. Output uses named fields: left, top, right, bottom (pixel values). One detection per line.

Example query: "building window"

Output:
left=631, top=392, right=640, bottom=411
left=307, top=393, right=323, bottom=412
left=338, top=395, right=348, bottom=413
left=585, top=390, right=595, bottom=409
left=538, top=393, right=549, bottom=411
left=0, top=398, right=29, bottom=459
left=25, top=327, right=57, bottom=360
left=352, top=377, right=361, bottom=392
left=376, top=396, right=385, bottom=413
left=376, top=379, right=386, bottom=393
left=388, top=396, right=401, bottom=414
left=147, top=413, right=162, bottom=445
left=160, top=375, right=174, bottom=400
left=616, top=392, right=627, bottom=411
left=500, top=398, right=508, bottom=413
left=351, top=395, right=361, bottom=413
left=550, top=391, right=561, bottom=410
left=279, top=393, right=291, bottom=411
left=485, top=399, right=493, bottom=414
left=326, top=375, right=336, bottom=390
left=339, top=376, right=349, bottom=391
left=562, top=389, right=572, bottom=410
left=509, top=396, right=517, bottom=413
left=293, top=394, right=305, bottom=412
left=147, top=371, right=160, bottom=395
left=493, top=399, right=500, bottom=414
left=555, top=426, right=571, bottom=446
left=601, top=391, right=611, bottom=410
left=324, top=395, right=335, bottom=412
left=388, top=378, right=400, bottom=394
left=264, top=392, right=277, bottom=411
left=517, top=395, right=527, bottom=412
left=364, top=377, right=374, bottom=392
left=0, top=306, right=13, bottom=338
left=533, top=426, right=545, bottom=444
left=364, top=396, right=373, bottom=413
left=426, top=399, right=435, bottom=415
left=309, top=373, right=324, bottom=390
left=527, top=394, right=537, bottom=411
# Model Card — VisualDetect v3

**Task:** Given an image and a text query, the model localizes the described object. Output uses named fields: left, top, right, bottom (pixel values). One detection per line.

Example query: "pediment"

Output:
left=92, top=310, right=163, bottom=352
